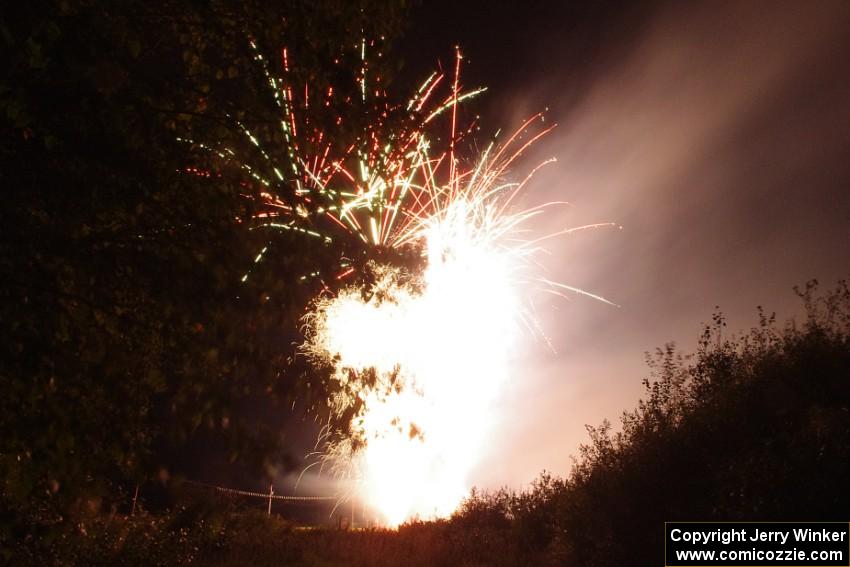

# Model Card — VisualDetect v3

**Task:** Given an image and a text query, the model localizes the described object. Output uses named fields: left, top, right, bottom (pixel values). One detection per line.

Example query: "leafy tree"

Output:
left=0, top=0, right=410, bottom=549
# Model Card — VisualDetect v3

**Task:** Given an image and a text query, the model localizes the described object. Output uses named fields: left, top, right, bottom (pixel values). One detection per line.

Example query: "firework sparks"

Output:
left=302, top=105, right=615, bottom=526
left=304, top=198, right=526, bottom=525
left=183, top=40, right=616, bottom=525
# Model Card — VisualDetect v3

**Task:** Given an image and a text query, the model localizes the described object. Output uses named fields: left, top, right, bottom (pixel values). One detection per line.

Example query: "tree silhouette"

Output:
left=0, top=0, right=410, bottom=549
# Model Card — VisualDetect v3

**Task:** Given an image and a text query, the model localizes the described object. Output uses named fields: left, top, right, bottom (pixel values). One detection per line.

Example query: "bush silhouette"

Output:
left=451, top=279, right=850, bottom=566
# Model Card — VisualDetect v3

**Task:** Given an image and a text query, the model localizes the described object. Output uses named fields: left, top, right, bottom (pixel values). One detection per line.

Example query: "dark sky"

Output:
left=395, top=0, right=850, bottom=488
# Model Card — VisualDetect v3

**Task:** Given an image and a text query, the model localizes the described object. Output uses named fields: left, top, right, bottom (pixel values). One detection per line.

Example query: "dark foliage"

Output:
left=13, top=280, right=848, bottom=565
left=0, top=0, right=409, bottom=553
left=448, top=279, right=850, bottom=566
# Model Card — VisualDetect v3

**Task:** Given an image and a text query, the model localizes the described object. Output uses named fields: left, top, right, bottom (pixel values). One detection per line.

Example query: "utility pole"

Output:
left=131, top=483, right=139, bottom=516
left=267, top=483, right=274, bottom=517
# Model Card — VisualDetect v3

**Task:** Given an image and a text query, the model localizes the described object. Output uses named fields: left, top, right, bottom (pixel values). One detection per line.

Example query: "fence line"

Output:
left=185, top=479, right=337, bottom=502
left=177, top=480, right=367, bottom=525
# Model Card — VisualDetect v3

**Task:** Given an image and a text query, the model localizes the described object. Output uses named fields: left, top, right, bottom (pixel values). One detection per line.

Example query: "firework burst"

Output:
left=183, top=40, right=616, bottom=526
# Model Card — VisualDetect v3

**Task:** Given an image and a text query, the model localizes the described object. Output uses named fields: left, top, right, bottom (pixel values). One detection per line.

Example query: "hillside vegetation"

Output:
left=12, top=280, right=850, bottom=566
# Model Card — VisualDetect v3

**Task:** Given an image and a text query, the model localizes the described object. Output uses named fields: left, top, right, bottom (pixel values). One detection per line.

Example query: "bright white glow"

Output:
left=306, top=197, right=523, bottom=526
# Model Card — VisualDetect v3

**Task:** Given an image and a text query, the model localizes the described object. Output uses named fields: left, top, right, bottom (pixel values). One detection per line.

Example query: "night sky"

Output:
left=396, top=0, right=850, bottom=488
